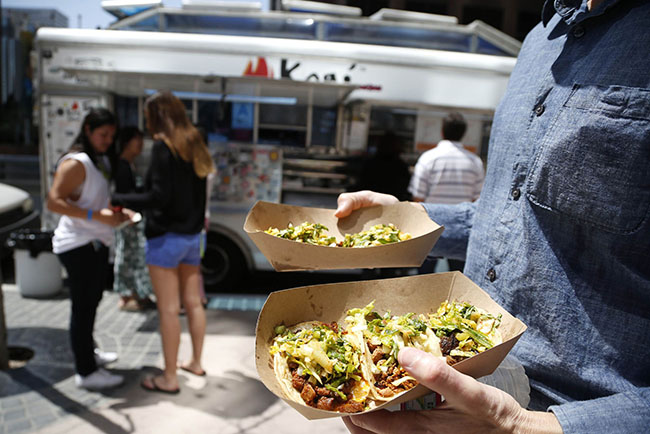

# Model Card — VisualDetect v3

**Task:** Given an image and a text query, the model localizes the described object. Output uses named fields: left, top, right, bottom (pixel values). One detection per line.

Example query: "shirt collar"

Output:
left=439, top=140, right=463, bottom=149
left=542, top=0, right=621, bottom=27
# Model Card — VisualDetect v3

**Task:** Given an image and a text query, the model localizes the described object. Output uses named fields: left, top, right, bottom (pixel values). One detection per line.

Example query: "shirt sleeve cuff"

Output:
left=549, top=389, right=650, bottom=434
left=421, top=201, right=476, bottom=260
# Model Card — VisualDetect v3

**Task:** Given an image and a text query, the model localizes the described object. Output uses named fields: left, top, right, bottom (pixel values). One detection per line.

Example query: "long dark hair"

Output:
left=68, top=108, right=118, bottom=178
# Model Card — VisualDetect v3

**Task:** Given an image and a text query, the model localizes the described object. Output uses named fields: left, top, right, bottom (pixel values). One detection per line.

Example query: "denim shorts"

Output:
left=145, top=232, right=201, bottom=268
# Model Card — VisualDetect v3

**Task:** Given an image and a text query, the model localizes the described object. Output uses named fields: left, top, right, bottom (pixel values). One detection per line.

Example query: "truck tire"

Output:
left=201, top=232, right=247, bottom=292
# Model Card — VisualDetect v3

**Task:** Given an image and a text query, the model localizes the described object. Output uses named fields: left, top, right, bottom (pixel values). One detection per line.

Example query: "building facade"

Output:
left=1, top=8, right=68, bottom=146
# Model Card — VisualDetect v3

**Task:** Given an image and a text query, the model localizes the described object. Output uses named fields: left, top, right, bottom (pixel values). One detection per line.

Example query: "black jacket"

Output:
left=113, top=141, right=207, bottom=239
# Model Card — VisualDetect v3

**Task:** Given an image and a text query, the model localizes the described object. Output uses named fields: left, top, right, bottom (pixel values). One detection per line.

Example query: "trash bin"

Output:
left=6, top=229, right=62, bottom=298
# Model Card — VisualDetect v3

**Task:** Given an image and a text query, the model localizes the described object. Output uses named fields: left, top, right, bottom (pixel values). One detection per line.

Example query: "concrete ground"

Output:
left=0, top=284, right=348, bottom=434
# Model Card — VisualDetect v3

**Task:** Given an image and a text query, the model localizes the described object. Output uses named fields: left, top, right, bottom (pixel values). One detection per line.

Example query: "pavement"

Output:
left=0, top=283, right=349, bottom=434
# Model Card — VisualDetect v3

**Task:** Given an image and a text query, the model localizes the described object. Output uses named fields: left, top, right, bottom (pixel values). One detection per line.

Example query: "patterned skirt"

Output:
left=113, top=219, right=153, bottom=299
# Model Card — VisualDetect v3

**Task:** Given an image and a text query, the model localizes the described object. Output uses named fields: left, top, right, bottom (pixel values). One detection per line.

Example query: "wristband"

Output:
left=87, top=209, right=93, bottom=220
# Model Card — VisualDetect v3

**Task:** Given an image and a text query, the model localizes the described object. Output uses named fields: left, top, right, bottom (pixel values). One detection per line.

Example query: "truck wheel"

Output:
left=201, top=232, right=246, bottom=292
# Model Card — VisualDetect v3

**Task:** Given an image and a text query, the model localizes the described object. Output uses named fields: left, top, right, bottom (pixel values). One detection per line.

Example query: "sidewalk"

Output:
left=0, top=284, right=348, bottom=434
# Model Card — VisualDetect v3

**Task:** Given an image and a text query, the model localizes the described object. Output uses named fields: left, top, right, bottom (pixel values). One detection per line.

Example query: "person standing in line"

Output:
left=113, top=91, right=215, bottom=394
left=113, top=126, right=154, bottom=311
left=408, top=112, right=484, bottom=272
left=47, top=108, right=131, bottom=390
left=353, top=131, right=412, bottom=202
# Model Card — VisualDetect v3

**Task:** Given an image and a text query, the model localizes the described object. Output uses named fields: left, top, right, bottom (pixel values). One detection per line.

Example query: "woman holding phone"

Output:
left=47, top=108, right=131, bottom=390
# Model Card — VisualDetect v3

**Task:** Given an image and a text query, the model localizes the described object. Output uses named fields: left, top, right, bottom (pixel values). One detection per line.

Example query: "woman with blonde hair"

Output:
left=113, top=91, right=215, bottom=393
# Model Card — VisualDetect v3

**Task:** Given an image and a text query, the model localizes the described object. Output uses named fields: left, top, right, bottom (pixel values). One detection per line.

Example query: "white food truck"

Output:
left=34, top=2, right=519, bottom=290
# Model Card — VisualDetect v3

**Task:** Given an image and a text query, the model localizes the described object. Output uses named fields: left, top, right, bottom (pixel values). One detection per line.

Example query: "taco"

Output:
left=345, top=302, right=442, bottom=400
left=270, top=301, right=503, bottom=413
left=428, top=301, right=502, bottom=365
left=270, top=320, right=372, bottom=413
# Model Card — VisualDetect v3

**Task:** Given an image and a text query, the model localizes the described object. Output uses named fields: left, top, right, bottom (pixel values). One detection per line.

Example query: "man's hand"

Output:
left=344, top=348, right=562, bottom=434
left=335, top=191, right=399, bottom=219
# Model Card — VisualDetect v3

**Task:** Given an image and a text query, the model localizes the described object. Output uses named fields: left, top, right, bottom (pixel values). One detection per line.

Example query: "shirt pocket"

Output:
left=526, top=84, right=650, bottom=234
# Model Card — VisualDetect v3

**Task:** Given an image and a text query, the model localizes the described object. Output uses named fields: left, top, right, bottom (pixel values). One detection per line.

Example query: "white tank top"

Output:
left=52, top=152, right=114, bottom=254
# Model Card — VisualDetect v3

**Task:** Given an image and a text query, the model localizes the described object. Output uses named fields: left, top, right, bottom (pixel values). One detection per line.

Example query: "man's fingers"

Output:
left=335, top=193, right=356, bottom=218
left=343, top=416, right=376, bottom=434
left=398, top=348, right=488, bottom=413
left=346, top=410, right=410, bottom=434
left=335, top=191, right=399, bottom=218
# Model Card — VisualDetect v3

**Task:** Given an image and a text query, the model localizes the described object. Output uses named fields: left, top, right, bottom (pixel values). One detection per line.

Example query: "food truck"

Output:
left=34, top=1, right=519, bottom=290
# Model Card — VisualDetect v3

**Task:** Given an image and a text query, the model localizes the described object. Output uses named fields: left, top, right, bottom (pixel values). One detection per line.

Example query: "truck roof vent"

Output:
left=181, top=0, right=263, bottom=13
left=280, top=0, right=362, bottom=17
left=101, top=0, right=162, bottom=19
left=369, top=8, right=458, bottom=25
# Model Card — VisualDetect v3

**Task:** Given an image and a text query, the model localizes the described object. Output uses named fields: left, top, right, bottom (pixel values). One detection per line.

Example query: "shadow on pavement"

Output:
left=9, top=367, right=133, bottom=434
left=4, top=327, right=74, bottom=396
left=204, top=310, right=259, bottom=336
left=136, top=308, right=259, bottom=336
left=110, top=366, right=278, bottom=421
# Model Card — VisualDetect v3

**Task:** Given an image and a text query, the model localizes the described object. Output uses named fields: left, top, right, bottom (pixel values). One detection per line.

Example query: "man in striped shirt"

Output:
left=409, top=112, right=485, bottom=204
left=408, top=112, right=484, bottom=271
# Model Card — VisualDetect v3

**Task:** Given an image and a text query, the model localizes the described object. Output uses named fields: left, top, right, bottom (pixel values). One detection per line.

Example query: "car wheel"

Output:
left=201, top=232, right=246, bottom=293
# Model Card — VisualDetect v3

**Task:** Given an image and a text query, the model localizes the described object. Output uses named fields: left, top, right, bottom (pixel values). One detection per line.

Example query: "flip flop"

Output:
left=140, top=376, right=180, bottom=394
left=179, top=366, right=206, bottom=377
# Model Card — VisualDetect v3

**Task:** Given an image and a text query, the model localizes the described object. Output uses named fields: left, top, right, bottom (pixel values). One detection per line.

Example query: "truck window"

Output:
left=368, top=107, right=416, bottom=154
left=114, top=95, right=139, bottom=128
left=311, top=107, right=338, bottom=148
left=259, top=103, right=307, bottom=147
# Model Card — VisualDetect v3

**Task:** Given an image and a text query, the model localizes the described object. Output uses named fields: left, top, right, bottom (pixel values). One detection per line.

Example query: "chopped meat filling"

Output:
left=374, top=365, right=416, bottom=396
left=315, top=386, right=332, bottom=397
left=371, top=348, right=384, bottom=364
left=439, top=333, right=459, bottom=356
left=335, top=401, right=364, bottom=413
left=440, top=332, right=470, bottom=365
left=300, top=382, right=316, bottom=403
left=341, top=380, right=354, bottom=395
left=291, top=370, right=306, bottom=390
left=289, top=367, right=364, bottom=413
left=323, top=322, right=339, bottom=333
left=317, top=396, right=335, bottom=411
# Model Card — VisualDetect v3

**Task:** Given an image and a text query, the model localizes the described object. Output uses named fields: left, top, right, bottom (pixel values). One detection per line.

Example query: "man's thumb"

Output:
left=398, top=347, right=485, bottom=409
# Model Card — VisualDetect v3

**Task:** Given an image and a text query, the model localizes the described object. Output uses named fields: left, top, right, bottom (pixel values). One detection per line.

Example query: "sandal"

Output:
left=140, top=376, right=180, bottom=394
left=179, top=365, right=206, bottom=377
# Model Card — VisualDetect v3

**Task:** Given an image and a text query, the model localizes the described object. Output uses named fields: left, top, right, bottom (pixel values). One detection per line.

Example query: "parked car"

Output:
left=0, top=183, right=40, bottom=261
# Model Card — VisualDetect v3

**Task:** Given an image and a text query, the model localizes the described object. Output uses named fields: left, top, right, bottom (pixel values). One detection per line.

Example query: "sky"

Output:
left=3, top=0, right=269, bottom=29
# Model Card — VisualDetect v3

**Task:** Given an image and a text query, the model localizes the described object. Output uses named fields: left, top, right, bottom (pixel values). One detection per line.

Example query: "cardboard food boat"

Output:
left=255, top=272, right=527, bottom=420
left=244, top=201, right=443, bottom=271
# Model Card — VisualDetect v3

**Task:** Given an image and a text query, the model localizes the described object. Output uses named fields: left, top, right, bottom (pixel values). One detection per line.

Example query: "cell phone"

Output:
left=115, top=212, right=142, bottom=230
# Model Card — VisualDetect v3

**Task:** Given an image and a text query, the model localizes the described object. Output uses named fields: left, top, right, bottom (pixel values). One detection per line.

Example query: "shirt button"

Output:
left=534, top=104, right=545, bottom=116
left=512, top=187, right=521, bottom=200
left=487, top=268, right=496, bottom=282
left=573, top=25, right=585, bottom=38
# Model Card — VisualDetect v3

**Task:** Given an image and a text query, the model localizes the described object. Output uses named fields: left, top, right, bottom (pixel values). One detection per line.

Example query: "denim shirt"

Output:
left=423, top=0, right=650, bottom=432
